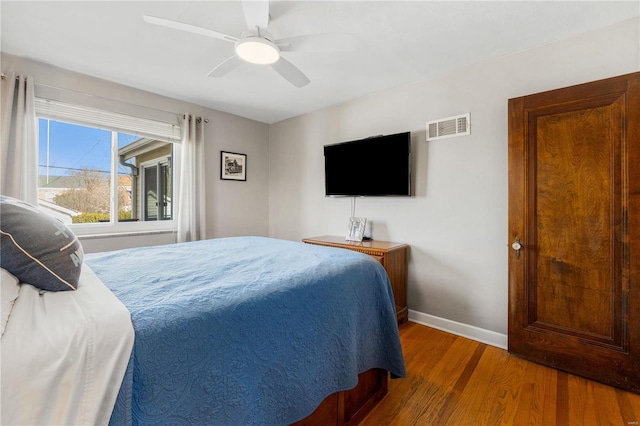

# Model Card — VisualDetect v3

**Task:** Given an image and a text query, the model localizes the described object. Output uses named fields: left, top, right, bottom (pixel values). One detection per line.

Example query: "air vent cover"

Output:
left=426, top=113, right=470, bottom=141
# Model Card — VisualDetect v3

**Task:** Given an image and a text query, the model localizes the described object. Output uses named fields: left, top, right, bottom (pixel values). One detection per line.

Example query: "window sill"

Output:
left=77, top=229, right=176, bottom=240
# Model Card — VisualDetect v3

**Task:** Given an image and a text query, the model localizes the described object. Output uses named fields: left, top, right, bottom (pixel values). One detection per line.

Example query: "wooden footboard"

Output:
left=291, top=368, right=388, bottom=426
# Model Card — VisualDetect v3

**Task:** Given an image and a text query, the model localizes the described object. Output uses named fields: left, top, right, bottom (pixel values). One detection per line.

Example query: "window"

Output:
left=35, top=99, right=181, bottom=232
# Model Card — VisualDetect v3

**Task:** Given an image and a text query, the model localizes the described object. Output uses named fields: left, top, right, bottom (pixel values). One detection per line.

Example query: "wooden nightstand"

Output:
left=302, top=235, right=409, bottom=324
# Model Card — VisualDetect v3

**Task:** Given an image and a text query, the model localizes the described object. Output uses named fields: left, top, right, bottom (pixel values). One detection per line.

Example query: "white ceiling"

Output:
left=2, top=1, right=638, bottom=124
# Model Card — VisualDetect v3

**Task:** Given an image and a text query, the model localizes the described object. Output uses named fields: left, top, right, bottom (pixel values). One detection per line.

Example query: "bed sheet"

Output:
left=1, top=265, right=134, bottom=425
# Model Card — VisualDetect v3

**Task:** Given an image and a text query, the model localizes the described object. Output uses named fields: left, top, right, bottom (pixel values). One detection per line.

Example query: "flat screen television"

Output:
left=324, top=131, right=411, bottom=196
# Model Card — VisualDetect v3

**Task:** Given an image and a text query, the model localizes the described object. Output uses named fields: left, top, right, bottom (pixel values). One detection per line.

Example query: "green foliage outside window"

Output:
left=72, top=210, right=132, bottom=224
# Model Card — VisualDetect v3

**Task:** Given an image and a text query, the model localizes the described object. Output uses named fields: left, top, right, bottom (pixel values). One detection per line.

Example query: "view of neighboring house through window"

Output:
left=118, top=135, right=173, bottom=222
left=38, top=118, right=174, bottom=225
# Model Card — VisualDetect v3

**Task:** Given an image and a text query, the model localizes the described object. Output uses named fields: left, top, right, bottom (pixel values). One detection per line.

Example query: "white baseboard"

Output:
left=408, top=309, right=508, bottom=350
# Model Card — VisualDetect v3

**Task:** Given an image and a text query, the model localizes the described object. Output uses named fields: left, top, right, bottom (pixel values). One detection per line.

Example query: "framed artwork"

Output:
left=346, top=217, right=367, bottom=242
left=220, top=151, right=247, bottom=181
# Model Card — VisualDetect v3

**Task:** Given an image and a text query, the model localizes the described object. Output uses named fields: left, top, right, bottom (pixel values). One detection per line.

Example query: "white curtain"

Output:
left=176, top=114, right=205, bottom=243
left=1, top=73, right=38, bottom=204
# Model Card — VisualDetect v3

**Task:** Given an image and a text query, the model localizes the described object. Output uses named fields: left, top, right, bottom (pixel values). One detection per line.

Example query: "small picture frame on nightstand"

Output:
left=346, top=217, right=367, bottom=242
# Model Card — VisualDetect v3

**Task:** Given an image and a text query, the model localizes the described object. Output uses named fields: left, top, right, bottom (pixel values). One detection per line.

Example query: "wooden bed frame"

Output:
left=292, top=368, right=388, bottom=426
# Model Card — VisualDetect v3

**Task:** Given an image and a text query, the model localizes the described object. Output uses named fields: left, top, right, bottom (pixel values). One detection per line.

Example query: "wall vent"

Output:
left=426, top=113, right=470, bottom=141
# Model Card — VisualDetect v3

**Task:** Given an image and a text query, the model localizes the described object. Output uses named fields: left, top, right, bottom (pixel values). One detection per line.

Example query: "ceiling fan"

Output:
left=143, top=1, right=356, bottom=88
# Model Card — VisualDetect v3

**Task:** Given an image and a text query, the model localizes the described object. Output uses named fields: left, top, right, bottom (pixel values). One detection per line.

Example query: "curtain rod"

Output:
left=1, top=73, right=208, bottom=123
left=183, top=114, right=210, bottom=124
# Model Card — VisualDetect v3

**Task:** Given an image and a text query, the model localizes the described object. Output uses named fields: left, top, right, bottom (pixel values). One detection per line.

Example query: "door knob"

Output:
left=512, top=237, right=522, bottom=258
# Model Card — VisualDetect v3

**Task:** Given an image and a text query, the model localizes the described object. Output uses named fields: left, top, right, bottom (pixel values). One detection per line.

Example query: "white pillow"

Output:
left=1, top=268, right=21, bottom=336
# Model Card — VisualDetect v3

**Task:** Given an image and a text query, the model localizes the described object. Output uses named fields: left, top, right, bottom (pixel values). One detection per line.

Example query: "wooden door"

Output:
left=508, top=72, right=640, bottom=393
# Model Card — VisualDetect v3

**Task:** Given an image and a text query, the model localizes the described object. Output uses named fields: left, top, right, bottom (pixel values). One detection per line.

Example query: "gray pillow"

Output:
left=0, top=196, right=82, bottom=291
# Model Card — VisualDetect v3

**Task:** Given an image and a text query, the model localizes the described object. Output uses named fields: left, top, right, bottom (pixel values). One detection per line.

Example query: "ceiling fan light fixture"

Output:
left=235, top=37, right=280, bottom=65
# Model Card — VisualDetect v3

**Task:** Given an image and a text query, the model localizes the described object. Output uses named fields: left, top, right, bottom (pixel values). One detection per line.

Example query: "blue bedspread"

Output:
left=86, top=236, right=405, bottom=425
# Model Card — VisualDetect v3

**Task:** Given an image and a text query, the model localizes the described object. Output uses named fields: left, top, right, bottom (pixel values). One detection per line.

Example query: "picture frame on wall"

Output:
left=220, top=151, right=247, bottom=181
left=346, top=217, right=367, bottom=242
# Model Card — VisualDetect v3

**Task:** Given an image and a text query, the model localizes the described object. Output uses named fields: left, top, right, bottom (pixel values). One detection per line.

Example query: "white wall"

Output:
left=268, top=18, right=640, bottom=336
left=1, top=53, right=270, bottom=252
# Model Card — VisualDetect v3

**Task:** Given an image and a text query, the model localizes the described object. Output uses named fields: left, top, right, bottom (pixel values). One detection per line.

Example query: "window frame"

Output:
left=35, top=98, right=182, bottom=236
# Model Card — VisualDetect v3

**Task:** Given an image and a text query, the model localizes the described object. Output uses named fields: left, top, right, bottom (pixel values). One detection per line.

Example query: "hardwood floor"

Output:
left=361, top=322, right=640, bottom=425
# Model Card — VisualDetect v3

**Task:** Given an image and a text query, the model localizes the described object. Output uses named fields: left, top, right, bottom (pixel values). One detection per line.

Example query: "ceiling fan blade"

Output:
left=208, top=55, right=244, bottom=77
left=276, top=33, right=357, bottom=53
left=270, top=57, right=310, bottom=88
left=241, top=0, right=270, bottom=31
left=143, top=15, right=238, bottom=43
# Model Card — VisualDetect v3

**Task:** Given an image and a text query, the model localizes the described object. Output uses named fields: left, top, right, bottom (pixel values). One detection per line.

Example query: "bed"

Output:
left=87, top=236, right=406, bottom=425
left=1, top=220, right=405, bottom=425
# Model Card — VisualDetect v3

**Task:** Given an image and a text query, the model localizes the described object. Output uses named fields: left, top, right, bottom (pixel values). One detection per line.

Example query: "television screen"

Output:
left=324, top=132, right=411, bottom=196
